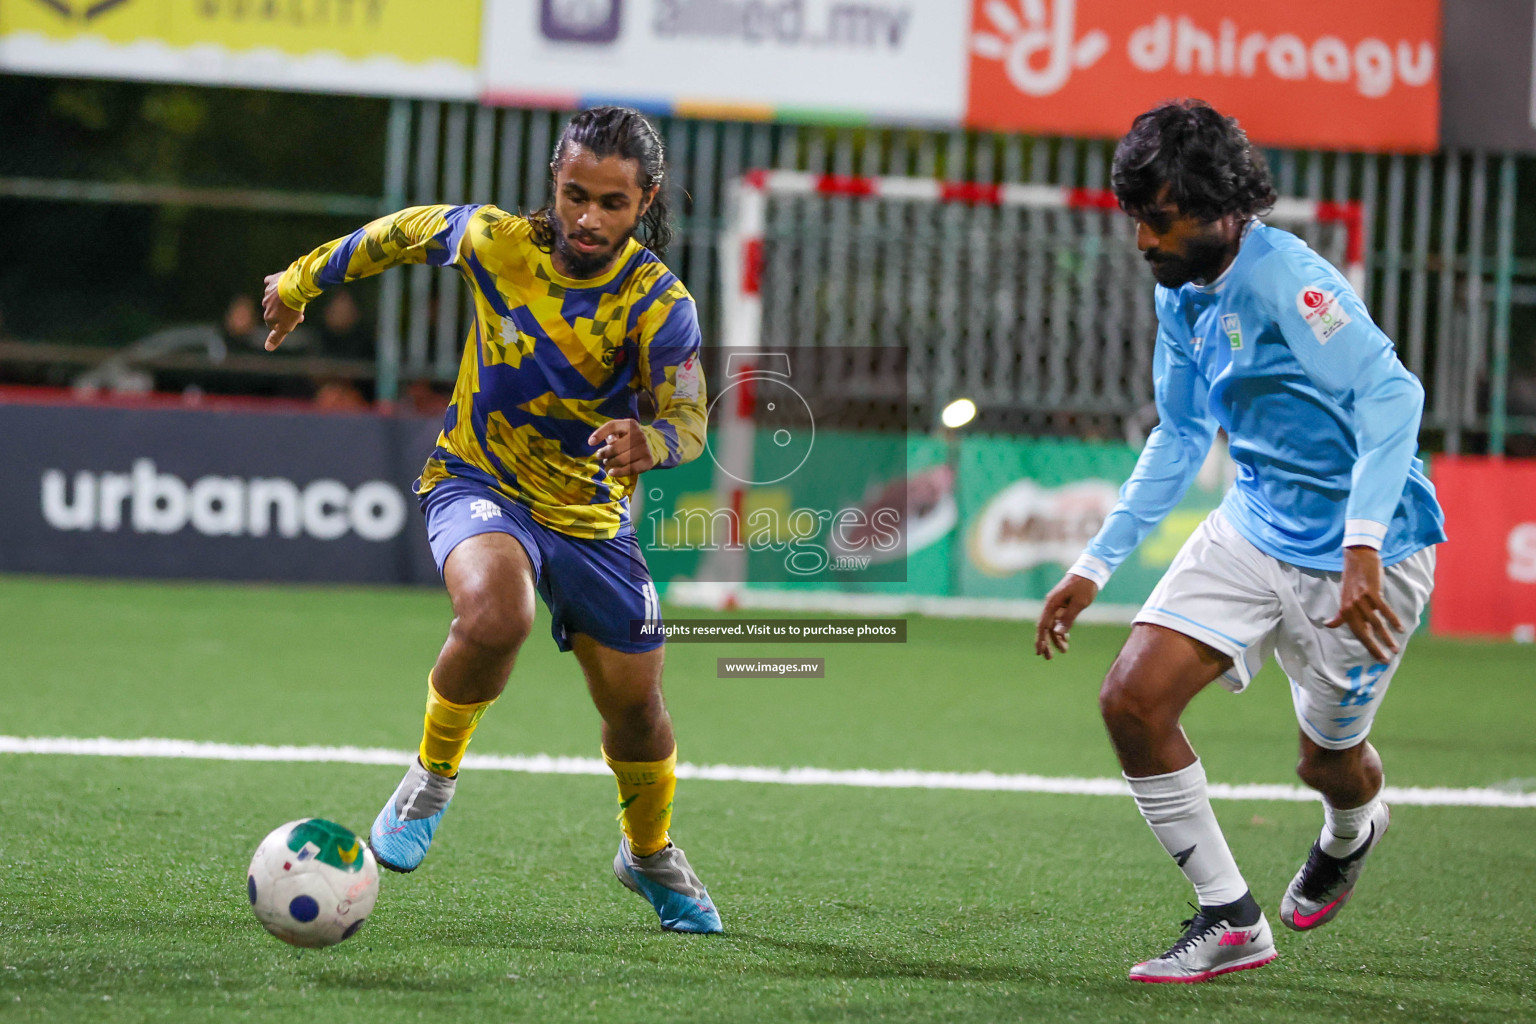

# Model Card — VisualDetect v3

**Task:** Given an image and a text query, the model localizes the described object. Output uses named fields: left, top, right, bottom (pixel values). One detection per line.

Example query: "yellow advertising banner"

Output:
left=0, top=0, right=480, bottom=98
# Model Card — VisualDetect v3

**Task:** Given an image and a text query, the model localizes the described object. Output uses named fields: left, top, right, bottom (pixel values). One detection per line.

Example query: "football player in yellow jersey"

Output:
left=260, top=107, right=720, bottom=933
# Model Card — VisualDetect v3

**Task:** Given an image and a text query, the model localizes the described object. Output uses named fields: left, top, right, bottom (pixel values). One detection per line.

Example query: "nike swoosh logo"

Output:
left=1292, top=897, right=1343, bottom=928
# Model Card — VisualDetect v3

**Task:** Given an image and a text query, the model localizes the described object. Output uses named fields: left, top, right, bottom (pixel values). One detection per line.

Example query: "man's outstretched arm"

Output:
left=262, top=204, right=482, bottom=350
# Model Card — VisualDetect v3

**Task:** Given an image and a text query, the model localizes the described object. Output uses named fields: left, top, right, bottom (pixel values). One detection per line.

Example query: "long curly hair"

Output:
left=1111, top=100, right=1277, bottom=223
left=529, top=106, right=674, bottom=256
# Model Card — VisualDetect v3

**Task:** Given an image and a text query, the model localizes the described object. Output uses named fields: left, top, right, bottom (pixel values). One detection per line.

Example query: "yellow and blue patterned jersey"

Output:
left=279, top=204, right=707, bottom=540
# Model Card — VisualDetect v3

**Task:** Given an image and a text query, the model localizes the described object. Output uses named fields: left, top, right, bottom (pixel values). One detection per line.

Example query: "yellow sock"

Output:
left=418, top=673, right=495, bottom=777
left=604, top=746, right=677, bottom=858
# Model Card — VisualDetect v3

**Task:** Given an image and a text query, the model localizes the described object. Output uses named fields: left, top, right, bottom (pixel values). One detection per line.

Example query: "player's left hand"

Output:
left=261, top=272, right=304, bottom=351
left=1327, top=545, right=1403, bottom=663
left=589, top=419, right=656, bottom=478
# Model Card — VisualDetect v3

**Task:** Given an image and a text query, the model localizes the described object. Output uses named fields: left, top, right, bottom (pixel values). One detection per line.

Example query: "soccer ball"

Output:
left=247, top=818, right=379, bottom=948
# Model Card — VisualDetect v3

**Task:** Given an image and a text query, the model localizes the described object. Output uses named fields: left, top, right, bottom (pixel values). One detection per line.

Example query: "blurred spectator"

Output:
left=307, top=292, right=372, bottom=407
left=317, top=291, right=372, bottom=360
left=219, top=292, right=313, bottom=399
left=406, top=378, right=452, bottom=417
left=314, top=379, right=370, bottom=411
left=221, top=294, right=265, bottom=350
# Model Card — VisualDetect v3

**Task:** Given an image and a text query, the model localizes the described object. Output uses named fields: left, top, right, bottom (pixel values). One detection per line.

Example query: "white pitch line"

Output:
left=3, top=735, right=1534, bottom=809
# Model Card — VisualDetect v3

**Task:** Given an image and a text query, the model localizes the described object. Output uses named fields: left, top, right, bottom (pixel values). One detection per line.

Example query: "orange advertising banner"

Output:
left=967, top=0, right=1441, bottom=152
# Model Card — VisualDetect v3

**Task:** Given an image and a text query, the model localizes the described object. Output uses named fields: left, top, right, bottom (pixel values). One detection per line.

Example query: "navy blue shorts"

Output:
left=422, top=480, right=663, bottom=654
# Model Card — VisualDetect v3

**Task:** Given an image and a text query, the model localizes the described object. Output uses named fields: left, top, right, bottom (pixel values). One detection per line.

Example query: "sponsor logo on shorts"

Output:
left=469, top=499, right=503, bottom=522
left=1296, top=285, right=1352, bottom=344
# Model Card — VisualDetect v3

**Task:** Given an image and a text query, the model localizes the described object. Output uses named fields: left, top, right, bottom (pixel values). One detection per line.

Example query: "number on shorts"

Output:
left=1340, top=663, right=1388, bottom=707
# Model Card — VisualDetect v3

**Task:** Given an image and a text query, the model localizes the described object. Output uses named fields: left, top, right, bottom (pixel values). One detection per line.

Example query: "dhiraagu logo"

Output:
left=971, top=0, right=1109, bottom=97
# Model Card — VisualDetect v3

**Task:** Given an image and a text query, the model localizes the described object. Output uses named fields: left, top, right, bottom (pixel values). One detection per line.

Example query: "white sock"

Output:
left=1126, top=759, right=1250, bottom=907
left=1321, top=792, right=1382, bottom=857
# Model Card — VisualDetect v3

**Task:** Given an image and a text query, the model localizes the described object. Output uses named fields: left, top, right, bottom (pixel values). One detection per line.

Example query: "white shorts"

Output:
left=1135, top=510, right=1436, bottom=750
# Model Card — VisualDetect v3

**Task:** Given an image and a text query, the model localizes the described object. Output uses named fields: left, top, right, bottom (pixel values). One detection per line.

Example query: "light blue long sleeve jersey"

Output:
left=1071, top=223, right=1445, bottom=587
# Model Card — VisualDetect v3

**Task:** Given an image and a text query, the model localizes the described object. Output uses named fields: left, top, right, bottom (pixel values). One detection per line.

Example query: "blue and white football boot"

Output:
left=369, top=758, right=455, bottom=873
left=613, top=837, right=723, bottom=933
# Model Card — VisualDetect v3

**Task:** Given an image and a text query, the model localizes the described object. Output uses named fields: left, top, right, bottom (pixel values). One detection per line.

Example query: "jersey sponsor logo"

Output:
left=499, top=316, right=539, bottom=361
left=1221, top=313, right=1243, bottom=349
left=1296, top=284, right=1352, bottom=345
left=674, top=353, right=701, bottom=401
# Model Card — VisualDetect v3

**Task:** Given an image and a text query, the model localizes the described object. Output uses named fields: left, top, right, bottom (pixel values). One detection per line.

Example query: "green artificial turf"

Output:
left=1, top=575, right=1533, bottom=1022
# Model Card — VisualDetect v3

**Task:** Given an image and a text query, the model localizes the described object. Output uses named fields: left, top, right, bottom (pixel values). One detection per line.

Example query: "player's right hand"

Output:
left=1035, top=573, right=1099, bottom=661
left=261, top=272, right=304, bottom=351
left=1328, top=545, right=1402, bottom=663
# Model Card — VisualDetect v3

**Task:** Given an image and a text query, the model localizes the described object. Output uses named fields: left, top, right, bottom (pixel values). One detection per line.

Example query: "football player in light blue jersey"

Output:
left=1035, top=100, right=1445, bottom=984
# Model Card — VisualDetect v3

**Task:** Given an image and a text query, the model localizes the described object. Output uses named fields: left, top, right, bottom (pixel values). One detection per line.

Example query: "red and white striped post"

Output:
left=724, top=171, right=1365, bottom=314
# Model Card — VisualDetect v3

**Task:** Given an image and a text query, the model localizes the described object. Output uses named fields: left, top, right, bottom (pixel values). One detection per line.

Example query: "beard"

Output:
left=1144, top=231, right=1235, bottom=288
left=549, top=212, right=638, bottom=279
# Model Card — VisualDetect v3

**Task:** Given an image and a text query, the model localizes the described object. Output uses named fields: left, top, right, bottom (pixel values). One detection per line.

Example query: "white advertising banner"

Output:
left=481, top=0, right=970, bottom=123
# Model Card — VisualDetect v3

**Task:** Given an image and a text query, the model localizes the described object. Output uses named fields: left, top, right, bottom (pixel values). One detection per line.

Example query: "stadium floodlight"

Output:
left=941, top=398, right=977, bottom=430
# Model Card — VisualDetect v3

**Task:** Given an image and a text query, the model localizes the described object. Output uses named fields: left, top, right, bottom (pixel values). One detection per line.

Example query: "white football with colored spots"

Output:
left=247, top=818, right=378, bottom=948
